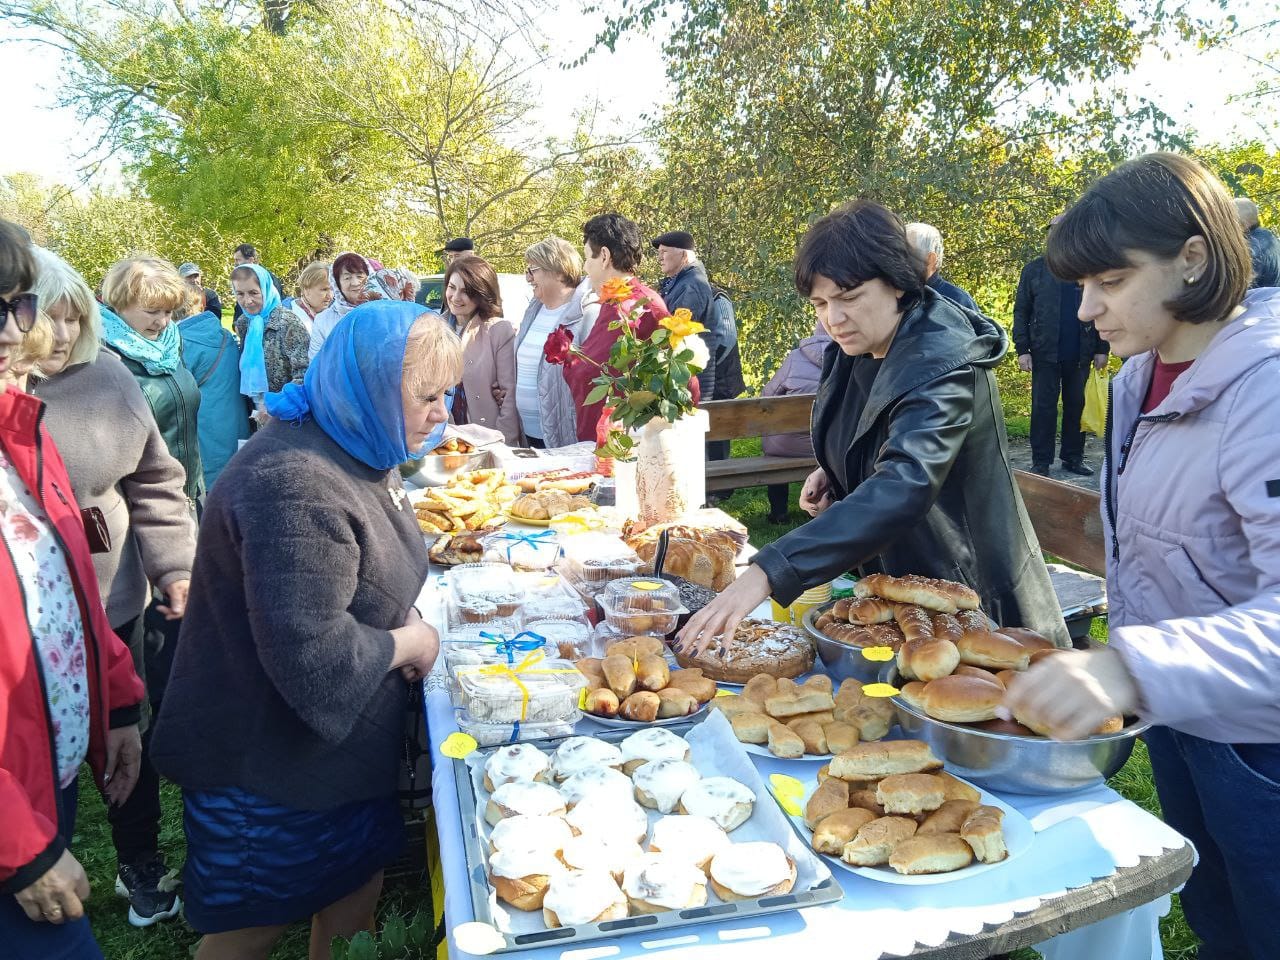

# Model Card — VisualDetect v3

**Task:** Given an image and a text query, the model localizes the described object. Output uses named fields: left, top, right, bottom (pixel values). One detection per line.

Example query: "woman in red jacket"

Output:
left=0, top=220, right=145, bottom=959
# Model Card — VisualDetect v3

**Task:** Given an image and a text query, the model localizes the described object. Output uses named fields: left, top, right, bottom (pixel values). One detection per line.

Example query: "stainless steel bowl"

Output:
left=802, top=601, right=886, bottom=684
left=402, top=449, right=493, bottom=488
left=882, top=665, right=1148, bottom=795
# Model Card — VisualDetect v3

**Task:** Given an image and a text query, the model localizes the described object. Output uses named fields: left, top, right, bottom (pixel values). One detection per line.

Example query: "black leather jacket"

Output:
left=753, top=289, right=1069, bottom=646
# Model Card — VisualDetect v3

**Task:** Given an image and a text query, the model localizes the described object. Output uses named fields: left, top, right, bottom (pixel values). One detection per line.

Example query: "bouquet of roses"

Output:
left=543, top=277, right=707, bottom=460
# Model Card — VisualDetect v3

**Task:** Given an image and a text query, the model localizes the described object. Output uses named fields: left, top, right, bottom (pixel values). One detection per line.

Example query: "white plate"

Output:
left=741, top=741, right=833, bottom=761
left=586, top=701, right=709, bottom=729
left=787, top=774, right=1033, bottom=885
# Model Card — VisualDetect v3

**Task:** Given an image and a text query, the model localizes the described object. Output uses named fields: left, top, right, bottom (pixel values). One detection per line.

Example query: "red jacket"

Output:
left=0, top=386, right=144, bottom=893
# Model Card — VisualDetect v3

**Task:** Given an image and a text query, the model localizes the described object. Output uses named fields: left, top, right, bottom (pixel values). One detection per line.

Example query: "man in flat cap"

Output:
left=442, top=237, right=475, bottom=265
left=178, top=262, right=223, bottom=319
left=653, top=230, right=744, bottom=498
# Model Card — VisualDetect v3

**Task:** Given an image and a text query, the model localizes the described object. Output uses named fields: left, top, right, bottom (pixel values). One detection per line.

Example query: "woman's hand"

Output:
left=14, top=849, right=90, bottom=924
left=799, top=468, right=833, bottom=517
left=491, top=385, right=507, bottom=405
left=391, top=607, right=440, bottom=682
left=1003, top=647, right=1140, bottom=741
left=103, top=724, right=142, bottom=807
left=156, top=579, right=190, bottom=620
left=674, top=565, right=772, bottom=658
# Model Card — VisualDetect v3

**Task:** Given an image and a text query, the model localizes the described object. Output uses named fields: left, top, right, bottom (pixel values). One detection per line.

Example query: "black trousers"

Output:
left=105, top=602, right=179, bottom=866
left=767, top=483, right=790, bottom=518
left=1029, top=357, right=1089, bottom=468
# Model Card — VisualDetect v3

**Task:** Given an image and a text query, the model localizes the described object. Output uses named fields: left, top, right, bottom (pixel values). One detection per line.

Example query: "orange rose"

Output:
left=600, top=277, right=635, bottom=304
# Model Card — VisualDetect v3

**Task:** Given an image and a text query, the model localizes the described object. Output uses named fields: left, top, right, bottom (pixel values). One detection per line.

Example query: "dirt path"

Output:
left=1005, top=434, right=1105, bottom=493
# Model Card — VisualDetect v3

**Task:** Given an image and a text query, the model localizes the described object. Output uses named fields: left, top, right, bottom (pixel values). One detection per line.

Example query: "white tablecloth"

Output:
left=419, top=582, right=1191, bottom=960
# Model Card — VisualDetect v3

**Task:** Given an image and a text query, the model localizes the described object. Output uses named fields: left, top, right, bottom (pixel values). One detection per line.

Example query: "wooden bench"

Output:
left=704, top=394, right=1108, bottom=633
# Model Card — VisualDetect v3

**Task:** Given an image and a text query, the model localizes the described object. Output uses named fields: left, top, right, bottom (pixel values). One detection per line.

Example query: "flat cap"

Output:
left=177, top=262, right=201, bottom=278
left=651, top=230, right=695, bottom=250
left=442, top=237, right=475, bottom=253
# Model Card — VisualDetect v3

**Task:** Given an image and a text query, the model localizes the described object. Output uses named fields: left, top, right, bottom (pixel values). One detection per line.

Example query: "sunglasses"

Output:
left=0, top=293, right=38, bottom=334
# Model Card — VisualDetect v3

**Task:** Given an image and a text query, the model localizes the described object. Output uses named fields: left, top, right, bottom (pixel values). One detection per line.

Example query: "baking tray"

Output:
left=450, top=712, right=844, bottom=953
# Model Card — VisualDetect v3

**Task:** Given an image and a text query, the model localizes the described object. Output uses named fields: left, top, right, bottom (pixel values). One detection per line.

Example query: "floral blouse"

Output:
left=1, top=449, right=91, bottom=787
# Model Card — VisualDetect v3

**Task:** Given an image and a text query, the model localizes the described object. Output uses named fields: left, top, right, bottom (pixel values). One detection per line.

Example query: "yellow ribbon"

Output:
left=461, top=650, right=582, bottom=721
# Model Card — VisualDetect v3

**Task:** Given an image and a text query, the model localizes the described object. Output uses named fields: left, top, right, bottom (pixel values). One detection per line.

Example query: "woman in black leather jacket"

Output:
left=679, top=200, right=1067, bottom=653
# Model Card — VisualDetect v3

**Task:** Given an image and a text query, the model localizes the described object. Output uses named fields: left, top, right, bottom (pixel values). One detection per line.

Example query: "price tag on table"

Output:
left=440, top=732, right=478, bottom=759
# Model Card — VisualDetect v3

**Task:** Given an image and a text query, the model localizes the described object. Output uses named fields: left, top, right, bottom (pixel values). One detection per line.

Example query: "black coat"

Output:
left=151, top=417, right=429, bottom=809
left=753, top=289, right=1069, bottom=645
left=1011, top=256, right=1106, bottom=363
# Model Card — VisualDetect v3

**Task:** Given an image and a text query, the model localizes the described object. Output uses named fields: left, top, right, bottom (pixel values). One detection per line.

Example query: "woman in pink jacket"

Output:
left=1006, top=153, right=1280, bottom=960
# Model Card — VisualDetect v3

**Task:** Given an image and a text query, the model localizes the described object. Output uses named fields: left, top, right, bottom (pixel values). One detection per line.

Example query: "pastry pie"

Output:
left=550, top=737, right=624, bottom=781
left=632, top=759, right=701, bottom=814
left=488, top=846, right=563, bottom=910
left=542, top=869, right=629, bottom=928
left=677, top=776, right=755, bottom=831
left=707, top=842, right=797, bottom=900
left=510, top=489, right=593, bottom=521
left=674, top=618, right=815, bottom=683
left=619, top=728, right=691, bottom=775
left=622, top=853, right=709, bottom=913
left=484, top=782, right=567, bottom=826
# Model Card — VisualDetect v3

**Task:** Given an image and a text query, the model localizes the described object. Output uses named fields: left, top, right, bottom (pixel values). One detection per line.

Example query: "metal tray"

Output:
left=449, top=717, right=844, bottom=953
left=801, top=600, right=887, bottom=684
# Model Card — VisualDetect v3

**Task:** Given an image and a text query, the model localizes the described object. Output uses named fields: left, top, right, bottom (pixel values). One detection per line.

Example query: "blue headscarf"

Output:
left=100, top=304, right=182, bottom=376
left=265, top=300, right=450, bottom=470
left=237, top=264, right=281, bottom=398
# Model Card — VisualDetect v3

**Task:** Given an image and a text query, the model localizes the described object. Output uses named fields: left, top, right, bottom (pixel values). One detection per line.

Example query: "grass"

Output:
left=68, top=462, right=1196, bottom=959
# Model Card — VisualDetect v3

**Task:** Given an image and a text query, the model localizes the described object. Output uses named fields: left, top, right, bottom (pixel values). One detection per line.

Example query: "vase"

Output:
left=614, top=411, right=709, bottom=526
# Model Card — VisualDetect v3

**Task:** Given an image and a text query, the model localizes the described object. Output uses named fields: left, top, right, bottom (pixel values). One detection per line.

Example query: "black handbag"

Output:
left=398, top=680, right=433, bottom=810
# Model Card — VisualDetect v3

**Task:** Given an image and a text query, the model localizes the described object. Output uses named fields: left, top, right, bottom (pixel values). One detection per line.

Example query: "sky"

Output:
left=0, top=1, right=1275, bottom=187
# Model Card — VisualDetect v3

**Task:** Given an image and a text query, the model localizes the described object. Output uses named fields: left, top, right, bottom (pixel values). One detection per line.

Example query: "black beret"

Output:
left=651, top=230, right=695, bottom=250
left=442, top=237, right=475, bottom=253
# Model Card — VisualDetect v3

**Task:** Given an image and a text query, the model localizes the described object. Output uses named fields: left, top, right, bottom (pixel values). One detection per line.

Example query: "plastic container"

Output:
left=454, top=656, right=587, bottom=724
left=481, top=530, right=561, bottom=572
left=604, top=576, right=681, bottom=607
left=558, top=534, right=644, bottom=596
left=525, top=618, right=594, bottom=661
left=518, top=573, right=590, bottom=621
left=596, top=591, right=687, bottom=638
left=457, top=712, right=582, bottom=747
left=446, top=562, right=525, bottom=623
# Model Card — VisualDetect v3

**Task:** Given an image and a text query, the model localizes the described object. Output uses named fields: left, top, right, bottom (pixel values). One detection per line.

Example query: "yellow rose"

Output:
left=659, top=312, right=708, bottom=349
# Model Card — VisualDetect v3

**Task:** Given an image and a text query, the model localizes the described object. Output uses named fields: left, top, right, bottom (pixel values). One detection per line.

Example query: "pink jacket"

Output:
left=761, top=327, right=831, bottom=459
left=1105, top=287, right=1280, bottom=742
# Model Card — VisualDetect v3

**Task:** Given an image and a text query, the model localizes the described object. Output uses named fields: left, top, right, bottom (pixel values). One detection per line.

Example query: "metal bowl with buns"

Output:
left=401, top=448, right=494, bottom=488
left=882, top=664, right=1148, bottom=795
left=802, top=600, right=887, bottom=684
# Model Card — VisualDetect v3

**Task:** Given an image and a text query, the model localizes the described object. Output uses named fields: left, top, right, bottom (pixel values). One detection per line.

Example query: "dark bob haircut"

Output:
left=582, top=213, right=643, bottom=274
left=443, top=254, right=503, bottom=321
left=1046, top=153, right=1250, bottom=325
left=793, top=200, right=925, bottom=312
left=0, top=219, right=37, bottom=297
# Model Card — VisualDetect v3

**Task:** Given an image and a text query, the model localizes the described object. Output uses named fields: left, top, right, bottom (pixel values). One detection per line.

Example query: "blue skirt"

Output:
left=182, top=786, right=405, bottom=933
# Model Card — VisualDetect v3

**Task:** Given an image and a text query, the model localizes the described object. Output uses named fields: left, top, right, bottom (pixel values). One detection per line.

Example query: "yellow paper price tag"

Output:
left=860, top=646, right=895, bottom=662
left=440, top=732, right=478, bottom=759
left=861, top=682, right=900, bottom=698
left=578, top=688, right=589, bottom=710
left=714, top=688, right=737, bottom=698
left=632, top=581, right=662, bottom=590
left=769, top=773, right=805, bottom=817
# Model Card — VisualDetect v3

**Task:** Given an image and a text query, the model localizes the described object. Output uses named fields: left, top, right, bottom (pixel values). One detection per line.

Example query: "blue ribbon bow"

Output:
left=490, top=529, right=561, bottom=566
left=478, top=630, right=547, bottom=663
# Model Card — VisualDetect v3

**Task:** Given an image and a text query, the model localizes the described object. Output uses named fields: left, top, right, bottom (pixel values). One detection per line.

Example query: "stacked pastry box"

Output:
left=451, top=711, right=842, bottom=953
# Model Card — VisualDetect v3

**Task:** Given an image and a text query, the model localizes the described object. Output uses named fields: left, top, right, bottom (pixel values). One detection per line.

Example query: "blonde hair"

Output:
left=101, top=256, right=187, bottom=314
left=403, top=312, right=463, bottom=398
left=525, top=236, right=583, bottom=289
left=31, top=246, right=103, bottom=368
left=172, top=285, right=206, bottom=322
left=11, top=312, right=54, bottom=377
left=298, top=261, right=330, bottom=295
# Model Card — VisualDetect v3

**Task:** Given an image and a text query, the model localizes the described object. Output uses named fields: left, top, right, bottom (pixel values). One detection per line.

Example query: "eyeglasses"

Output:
left=0, top=293, right=38, bottom=334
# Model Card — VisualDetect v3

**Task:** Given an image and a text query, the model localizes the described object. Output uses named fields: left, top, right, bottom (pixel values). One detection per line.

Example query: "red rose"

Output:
left=543, top=325, right=574, bottom=365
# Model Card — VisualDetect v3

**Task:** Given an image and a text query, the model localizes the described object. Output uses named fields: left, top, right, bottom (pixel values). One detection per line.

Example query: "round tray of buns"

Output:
left=576, top=637, right=721, bottom=724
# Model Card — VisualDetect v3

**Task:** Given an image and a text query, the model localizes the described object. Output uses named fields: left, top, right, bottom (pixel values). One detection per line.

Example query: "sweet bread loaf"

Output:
left=829, top=740, right=942, bottom=780
left=854, top=574, right=981, bottom=613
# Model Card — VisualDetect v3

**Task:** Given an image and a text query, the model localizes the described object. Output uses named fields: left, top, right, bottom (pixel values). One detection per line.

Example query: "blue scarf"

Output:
left=237, top=265, right=280, bottom=397
left=100, top=304, right=182, bottom=376
left=265, top=300, right=450, bottom=470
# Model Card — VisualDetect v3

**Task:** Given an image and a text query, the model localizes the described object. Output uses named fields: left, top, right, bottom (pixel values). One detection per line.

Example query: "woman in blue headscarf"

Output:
left=150, top=302, right=462, bottom=959
left=231, top=263, right=310, bottom=412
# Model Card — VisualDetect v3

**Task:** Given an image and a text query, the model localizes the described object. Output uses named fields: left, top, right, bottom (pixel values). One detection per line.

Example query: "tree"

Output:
left=609, top=0, right=1229, bottom=387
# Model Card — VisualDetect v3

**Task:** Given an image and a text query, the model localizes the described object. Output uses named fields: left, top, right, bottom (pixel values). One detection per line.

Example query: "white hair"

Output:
left=905, top=222, right=944, bottom=270
left=31, top=246, right=103, bottom=368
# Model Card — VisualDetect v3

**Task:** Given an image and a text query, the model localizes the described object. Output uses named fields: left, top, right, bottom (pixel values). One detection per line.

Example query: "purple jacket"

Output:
left=1106, top=287, right=1280, bottom=742
left=761, top=329, right=831, bottom=458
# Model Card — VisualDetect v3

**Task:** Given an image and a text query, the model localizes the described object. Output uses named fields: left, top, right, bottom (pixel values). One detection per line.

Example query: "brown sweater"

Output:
left=32, top=351, right=196, bottom=627
left=150, top=417, right=429, bottom=809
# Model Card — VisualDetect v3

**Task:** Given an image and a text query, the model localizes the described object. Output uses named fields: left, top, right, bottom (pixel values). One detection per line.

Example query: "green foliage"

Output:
left=330, top=909, right=437, bottom=960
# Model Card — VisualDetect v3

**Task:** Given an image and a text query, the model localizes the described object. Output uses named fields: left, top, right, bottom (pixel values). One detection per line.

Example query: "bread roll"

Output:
left=620, top=691, right=660, bottom=722
left=956, top=609, right=993, bottom=633
left=998, top=627, right=1056, bottom=650
left=935, top=771, right=982, bottom=804
left=995, top=669, right=1020, bottom=688
left=766, top=720, right=805, bottom=759
left=1094, top=715, right=1125, bottom=735
left=830, top=740, right=942, bottom=780
left=730, top=711, right=770, bottom=744
left=921, top=675, right=1003, bottom=723
left=917, top=799, right=980, bottom=835
left=708, top=694, right=757, bottom=720
left=584, top=688, right=620, bottom=718
left=667, top=669, right=718, bottom=704
left=789, top=719, right=828, bottom=755
left=973, top=717, right=1038, bottom=737
left=893, top=604, right=935, bottom=643
left=803, top=674, right=834, bottom=694
left=840, top=816, right=918, bottom=866
left=956, top=631, right=1031, bottom=671
left=953, top=664, right=1004, bottom=686
left=803, top=778, right=850, bottom=828
left=929, top=612, right=964, bottom=642
left=742, top=674, right=778, bottom=706
left=784, top=709, right=836, bottom=726
left=876, top=773, right=946, bottom=815
left=854, top=573, right=980, bottom=613
left=811, top=808, right=876, bottom=854
left=602, top=654, right=638, bottom=699
left=606, top=636, right=667, bottom=659
left=656, top=687, right=699, bottom=719
left=816, top=764, right=832, bottom=783
left=961, top=805, right=1007, bottom=863
left=889, top=834, right=975, bottom=875
left=899, top=637, right=960, bottom=683
left=848, top=789, right=886, bottom=818
left=822, top=721, right=859, bottom=755
left=575, top=658, right=606, bottom=690
left=1028, top=647, right=1062, bottom=665
left=765, top=687, right=836, bottom=719
left=843, top=597, right=896, bottom=624
left=897, top=681, right=928, bottom=712
left=636, top=655, right=670, bottom=692
left=833, top=699, right=895, bottom=742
